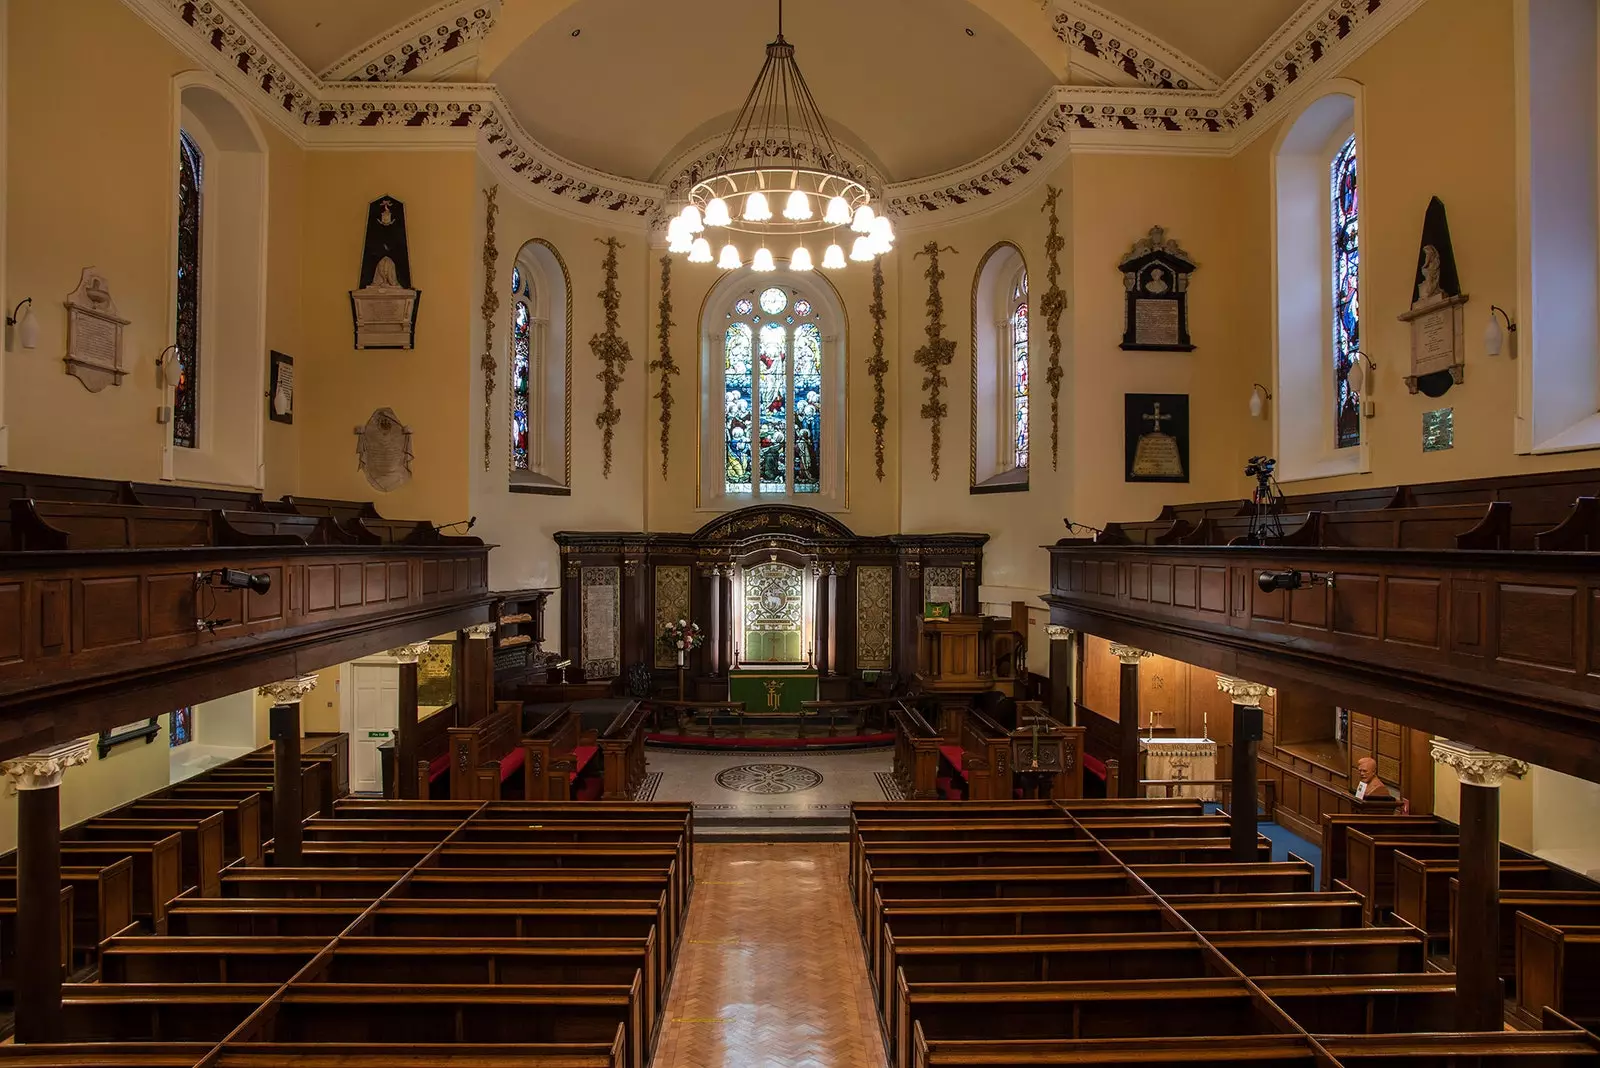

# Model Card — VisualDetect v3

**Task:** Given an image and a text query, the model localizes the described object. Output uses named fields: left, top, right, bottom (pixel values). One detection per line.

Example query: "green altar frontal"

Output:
left=728, top=669, right=819, bottom=713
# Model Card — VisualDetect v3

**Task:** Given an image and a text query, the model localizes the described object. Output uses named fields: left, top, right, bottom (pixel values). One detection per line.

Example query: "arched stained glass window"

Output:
left=1331, top=134, right=1360, bottom=450
left=511, top=299, right=531, bottom=470
left=723, top=286, right=823, bottom=495
left=1010, top=269, right=1029, bottom=471
left=174, top=130, right=203, bottom=450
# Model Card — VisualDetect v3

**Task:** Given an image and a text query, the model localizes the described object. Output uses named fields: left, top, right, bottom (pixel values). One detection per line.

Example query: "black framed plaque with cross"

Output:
left=1125, top=393, right=1190, bottom=483
left=1118, top=226, right=1197, bottom=352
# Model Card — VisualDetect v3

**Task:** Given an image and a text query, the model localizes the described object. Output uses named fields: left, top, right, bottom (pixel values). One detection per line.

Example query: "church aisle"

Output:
left=653, top=843, right=888, bottom=1068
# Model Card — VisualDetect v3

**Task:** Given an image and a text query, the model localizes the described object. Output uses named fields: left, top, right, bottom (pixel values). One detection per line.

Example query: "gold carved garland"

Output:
left=1041, top=185, right=1066, bottom=469
left=648, top=256, right=677, bottom=480
left=913, top=243, right=959, bottom=480
left=478, top=185, right=501, bottom=472
left=590, top=237, right=632, bottom=478
left=868, top=259, right=889, bottom=481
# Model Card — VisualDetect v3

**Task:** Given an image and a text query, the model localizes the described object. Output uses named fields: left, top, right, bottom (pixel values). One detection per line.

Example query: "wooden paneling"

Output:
left=1497, top=584, right=1577, bottom=670
left=1199, top=566, right=1226, bottom=613
left=0, top=583, right=21, bottom=665
left=1384, top=577, right=1441, bottom=648
left=1332, top=575, right=1380, bottom=637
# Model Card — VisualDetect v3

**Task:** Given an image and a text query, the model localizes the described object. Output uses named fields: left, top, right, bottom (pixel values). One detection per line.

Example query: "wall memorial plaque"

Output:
left=349, top=195, right=421, bottom=349
left=1422, top=407, right=1454, bottom=452
left=63, top=268, right=129, bottom=392
left=1399, top=197, right=1467, bottom=397
left=1125, top=393, right=1190, bottom=483
left=268, top=351, right=294, bottom=424
left=354, top=407, right=413, bottom=492
left=1118, top=226, right=1196, bottom=352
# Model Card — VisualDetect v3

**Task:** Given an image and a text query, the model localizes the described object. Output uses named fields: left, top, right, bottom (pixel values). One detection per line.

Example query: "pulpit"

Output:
left=1139, top=736, right=1218, bottom=800
left=918, top=615, right=996, bottom=692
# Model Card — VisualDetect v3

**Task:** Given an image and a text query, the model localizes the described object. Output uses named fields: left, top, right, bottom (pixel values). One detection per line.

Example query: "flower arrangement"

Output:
left=659, top=618, right=704, bottom=655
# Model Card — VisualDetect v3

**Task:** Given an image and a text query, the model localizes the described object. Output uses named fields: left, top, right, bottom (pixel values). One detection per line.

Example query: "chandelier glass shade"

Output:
left=668, top=1, right=892, bottom=271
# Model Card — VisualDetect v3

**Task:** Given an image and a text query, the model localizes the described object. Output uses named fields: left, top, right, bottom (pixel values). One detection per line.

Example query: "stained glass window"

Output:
left=722, top=287, right=824, bottom=496
left=511, top=299, right=531, bottom=470
left=1332, top=134, right=1361, bottom=450
left=169, top=707, right=193, bottom=747
left=724, top=322, right=754, bottom=492
left=174, top=131, right=202, bottom=451
left=1011, top=270, right=1030, bottom=470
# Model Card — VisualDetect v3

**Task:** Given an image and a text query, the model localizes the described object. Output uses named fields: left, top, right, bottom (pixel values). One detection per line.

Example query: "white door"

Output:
left=350, top=662, right=399, bottom=793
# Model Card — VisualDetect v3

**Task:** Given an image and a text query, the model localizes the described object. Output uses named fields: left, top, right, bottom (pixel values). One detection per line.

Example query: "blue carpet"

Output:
left=1201, top=801, right=1323, bottom=885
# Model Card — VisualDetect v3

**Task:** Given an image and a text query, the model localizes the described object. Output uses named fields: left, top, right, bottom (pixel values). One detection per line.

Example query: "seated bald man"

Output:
left=1354, top=756, right=1392, bottom=800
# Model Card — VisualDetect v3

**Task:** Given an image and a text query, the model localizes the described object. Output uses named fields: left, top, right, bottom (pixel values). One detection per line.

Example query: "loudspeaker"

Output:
left=269, top=704, right=299, bottom=741
left=1236, top=705, right=1264, bottom=742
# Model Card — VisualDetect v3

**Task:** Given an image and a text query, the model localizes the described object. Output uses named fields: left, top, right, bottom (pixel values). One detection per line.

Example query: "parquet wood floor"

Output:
left=653, top=843, right=888, bottom=1068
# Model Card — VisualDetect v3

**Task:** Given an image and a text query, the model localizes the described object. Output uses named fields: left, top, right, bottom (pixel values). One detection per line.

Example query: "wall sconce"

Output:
left=1248, top=383, right=1272, bottom=420
left=1485, top=305, right=1517, bottom=357
left=1348, top=350, right=1376, bottom=393
left=5, top=298, right=38, bottom=351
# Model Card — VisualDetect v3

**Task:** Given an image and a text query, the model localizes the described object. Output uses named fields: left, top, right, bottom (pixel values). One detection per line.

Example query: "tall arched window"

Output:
left=702, top=272, right=845, bottom=510
left=506, top=240, right=570, bottom=492
left=971, top=244, right=1030, bottom=491
left=174, top=130, right=202, bottom=451
left=724, top=286, right=823, bottom=495
left=1009, top=268, right=1030, bottom=470
left=1331, top=134, right=1361, bottom=450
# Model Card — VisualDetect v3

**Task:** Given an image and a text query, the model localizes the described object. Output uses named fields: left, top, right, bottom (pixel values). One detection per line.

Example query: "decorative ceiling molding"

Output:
left=125, top=0, right=1424, bottom=228
left=320, top=1, right=499, bottom=83
left=1051, top=1, right=1220, bottom=91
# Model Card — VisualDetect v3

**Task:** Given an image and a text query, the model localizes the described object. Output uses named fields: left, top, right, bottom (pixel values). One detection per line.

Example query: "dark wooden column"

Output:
left=261, top=674, right=317, bottom=867
left=1435, top=740, right=1526, bottom=1031
left=4, top=740, right=91, bottom=1043
left=1217, top=675, right=1271, bottom=861
left=459, top=623, right=496, bottom=723
left=1046, top=626, right=1076, bottom=725
left=389, top=643, right=428, bottom=800
left=1110, top=645, right=1149, bottom=798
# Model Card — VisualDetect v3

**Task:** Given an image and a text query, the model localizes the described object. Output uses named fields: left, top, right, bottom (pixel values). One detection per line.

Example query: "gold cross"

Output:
left=764, top=679, right=783, bottom=710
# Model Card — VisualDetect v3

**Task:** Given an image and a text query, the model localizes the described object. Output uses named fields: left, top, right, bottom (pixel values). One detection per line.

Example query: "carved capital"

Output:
left=1430, top=738, right=1528, bottom=788
left=388, top=641, right=431, bottom=664
left=464, top=623, right=496, bottom=639
left=1109, top=644, right=1152, bottom=666
left=258, top=674, right=320, bottom=704
left=2, top=737, right=93, bottom=793
left=1046, top=625, right=1075, bottom=642
left=1215, top=675, right=1274, bottom=707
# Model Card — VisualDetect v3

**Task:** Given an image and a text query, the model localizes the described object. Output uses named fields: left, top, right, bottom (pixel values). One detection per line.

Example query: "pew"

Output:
left=1393, top=853, right=1552, bottom=953
left=118, top=795, right=263, bottom=865
left=1343, top=830, right=1464, bottom=922
left=449, top=700, right=526, bottom=800
left=892, top=703, right=944, bottom=800
left=595, top=699, right=649, bottom=801
left=0, top=859, right=135, bottom=966
left=520, top=704, right=598, bottom=800
left=1448, top=884, right=1600, bottom=996
left=75, top=813, right=226, bottom=898
left=0, top=835, right=184, bottom=934
left=1514, top=916, right=1600, bottom=1029
left=0, top=888, right=73, bottom=997
left=1320, top=813, right=1443, bottom=891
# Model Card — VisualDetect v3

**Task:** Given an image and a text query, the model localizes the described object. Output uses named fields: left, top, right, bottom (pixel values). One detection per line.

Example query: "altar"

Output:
left=728, top=668, right=819, bottom=713
left=1139, top=736, right=1218, bottom=800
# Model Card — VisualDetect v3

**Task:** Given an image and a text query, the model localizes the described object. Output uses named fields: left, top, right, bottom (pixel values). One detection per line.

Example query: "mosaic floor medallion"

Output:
left=713, top=763, right=824, bottom=795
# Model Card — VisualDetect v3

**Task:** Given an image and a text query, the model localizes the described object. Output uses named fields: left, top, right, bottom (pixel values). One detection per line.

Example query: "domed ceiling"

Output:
left=491, top=0, right=1058, bottom=183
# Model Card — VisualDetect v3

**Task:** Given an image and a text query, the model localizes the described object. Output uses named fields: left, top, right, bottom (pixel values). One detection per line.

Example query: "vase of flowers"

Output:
left=660, top=618, right=704, bottom=698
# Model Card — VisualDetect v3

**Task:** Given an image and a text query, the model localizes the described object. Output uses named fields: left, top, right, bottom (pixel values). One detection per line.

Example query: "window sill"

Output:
left=509, top=474, right=570, bottom=496
left=970, top=468, right=1029, bottom=495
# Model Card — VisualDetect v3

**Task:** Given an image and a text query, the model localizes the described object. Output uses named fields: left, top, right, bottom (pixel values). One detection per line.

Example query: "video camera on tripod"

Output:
left=1242, top=455, right=1283, bottom=545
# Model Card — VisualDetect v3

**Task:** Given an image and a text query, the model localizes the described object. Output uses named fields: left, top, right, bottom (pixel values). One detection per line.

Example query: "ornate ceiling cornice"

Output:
left=1053, top=1, right=1219, bottom=91
left=321, top=1, right=499, bottom=83
left=128, top=0, right=1424, bottom=228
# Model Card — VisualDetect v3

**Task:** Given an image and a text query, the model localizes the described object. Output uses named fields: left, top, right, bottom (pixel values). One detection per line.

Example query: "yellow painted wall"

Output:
left=0, top=720, right=173, bottom=855
left=4, top=0, right=303, bottom=489
left=298, top=151, right=475, bottom=522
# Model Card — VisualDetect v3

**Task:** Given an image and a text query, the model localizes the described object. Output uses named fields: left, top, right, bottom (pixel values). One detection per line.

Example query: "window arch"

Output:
left=701, top=271, right=846, bottom=511
left=507, top=239, right=571, bottom=492
left=167, top=79, right=267, bottom=489
left=971, top=243, right=1030, bottom=491
left=1272, top=85, right=1369, bottom=481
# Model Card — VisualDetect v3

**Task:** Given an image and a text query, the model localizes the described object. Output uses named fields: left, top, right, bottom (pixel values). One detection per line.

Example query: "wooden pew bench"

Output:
left=1320, top=1029, right=1600, bottom=1066
left=911, top=1033, right=1319, bottom=1068
left=0, top=888, right=73, bottom=997
left=449, top=700, right=527, bottom=800
left=1448, top=884, right=1600, bottom=996
left=0, top=858, right=134, bottom=966
left=1393, top=853, right=1552, bottom=953
left=99, top=935, right=323, bottom=984
left=520, top=704, right=598, bottom=800
left=1320, top=813, right=1443, bottom=891
left=75, top=813, right=226, bottom=898
left=892, top=704, right=944, bottom=800
left=1514, top=916, right=1600, bottom=1030
left=596, top=699, right=649, bottom=801
left=1168, top=890, right=1366, bottom=932
left=0, top=835, right=182, bottom=934
left=0, top=1042, right=627, bottom=1068
left=1133, top=860, right=1316, bottom=896
left=1208, top=926, right=1428, bottom=975
left=118, top=795, right=263, bottom=865
left=165, top=897, right=369, bottom=937
left=1256, top=973, right=1460, bottom=1033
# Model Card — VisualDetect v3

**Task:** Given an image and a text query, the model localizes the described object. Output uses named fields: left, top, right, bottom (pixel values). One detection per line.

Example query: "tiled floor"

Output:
left=653, top=844, right=889, bottom=1068
left=645, top=747, right=893, bottom=819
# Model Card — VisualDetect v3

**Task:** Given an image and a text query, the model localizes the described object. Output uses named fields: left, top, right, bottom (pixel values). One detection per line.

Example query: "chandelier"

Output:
left=667, top=1, right=893, bottom=272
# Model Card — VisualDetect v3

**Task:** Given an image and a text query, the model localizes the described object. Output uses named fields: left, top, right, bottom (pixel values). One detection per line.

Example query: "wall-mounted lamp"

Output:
left=1348, top=350, right=1377, bottom=394
left=1249, top=383, right=1272, bottom=420
left=5, top=298, right=38, bottom=351
left=1485, top=305, right=1517, bottom=357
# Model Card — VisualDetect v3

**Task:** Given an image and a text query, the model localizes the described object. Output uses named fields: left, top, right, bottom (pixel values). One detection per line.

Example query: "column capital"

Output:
left=1046, top=625, right=1075, bottom=642
left=1109, top=643, right=1152, bottom=666
left=387, top=641, right=431, bottom=664
left=2, top=738, right=93, bottom=793
left=1430, top=738, right=1528, bottom=788
left=257, top=674, right=320, bottom=704
left=464, top=622, right=496, bottom=639
left=1215, top=675, right=1274, bottom=706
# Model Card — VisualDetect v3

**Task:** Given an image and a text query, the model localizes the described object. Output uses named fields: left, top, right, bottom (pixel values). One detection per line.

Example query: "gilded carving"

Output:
left=478, top=185, right=500, bottom=471
left=924, top=566, right=963, bottom=613
left=856, top=566, right=894, bottom=670
left=913, top=243, right=959, bottom=480
left=653, top=565, right=691, bottom=668
left=591, top=237, right=632, bottom=478
left=1, top=738, right=93, bottom=793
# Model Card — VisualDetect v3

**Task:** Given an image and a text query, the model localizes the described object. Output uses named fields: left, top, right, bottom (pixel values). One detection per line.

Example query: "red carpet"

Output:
left=646, top=732, right=893, bottom=750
